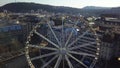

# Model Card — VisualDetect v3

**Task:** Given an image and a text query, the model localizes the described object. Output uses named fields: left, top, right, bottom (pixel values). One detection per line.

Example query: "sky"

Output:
left=0, top=0, right=120, bottom=8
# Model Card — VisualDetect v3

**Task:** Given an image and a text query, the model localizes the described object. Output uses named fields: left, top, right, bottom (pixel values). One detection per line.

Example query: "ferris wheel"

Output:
left=25, top=16, right=100, bottom=68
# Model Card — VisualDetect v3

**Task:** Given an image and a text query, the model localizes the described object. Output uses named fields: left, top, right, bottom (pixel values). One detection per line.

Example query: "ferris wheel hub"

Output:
left=59, top=48, right=68, bottom=55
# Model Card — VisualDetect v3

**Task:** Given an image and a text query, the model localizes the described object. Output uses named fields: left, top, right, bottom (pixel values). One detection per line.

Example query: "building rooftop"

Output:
left=105, top=19, right=120, bottom=23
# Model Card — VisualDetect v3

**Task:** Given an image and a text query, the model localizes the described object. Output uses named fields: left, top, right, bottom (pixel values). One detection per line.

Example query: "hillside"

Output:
left=82, top=6, right=111, bottom=9
left=0, top=2, right=81, bottom=13
left=0, top=2, right=120, bottom=16
left=104, top=7, right=120, bottom=15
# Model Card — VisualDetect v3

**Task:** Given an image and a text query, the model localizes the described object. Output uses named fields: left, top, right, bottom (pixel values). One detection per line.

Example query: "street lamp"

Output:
left=118, top=57, right=120, bottom=61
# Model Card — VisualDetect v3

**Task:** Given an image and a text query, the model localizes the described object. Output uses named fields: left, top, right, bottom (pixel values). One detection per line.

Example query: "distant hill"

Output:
left=0, top=2, right=120, bottom=16
left=0, top=2, right=81, bottom=13
left=82, top=6, right=111, bottom=9
left=104, top=7, right=120, bottom=15
left=82, top=6, right=120, bottom=16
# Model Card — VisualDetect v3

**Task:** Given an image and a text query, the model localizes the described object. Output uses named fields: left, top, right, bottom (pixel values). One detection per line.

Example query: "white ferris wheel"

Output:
left=25, top=16, right=100, bottom=68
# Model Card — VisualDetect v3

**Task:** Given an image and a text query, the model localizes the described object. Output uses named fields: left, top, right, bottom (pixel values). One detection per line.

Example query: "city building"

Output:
left=95, top=14, right=120, bottom=67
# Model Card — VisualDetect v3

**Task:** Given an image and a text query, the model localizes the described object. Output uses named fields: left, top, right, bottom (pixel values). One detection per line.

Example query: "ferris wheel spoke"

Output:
left=67, top=30, right=89, bottom=48
left=65, top=21, right=79, bottom=47
left=67, top=53, right=88, bottom=68
left=47, top=21, right=61, bottom=46
left=31, top=52, right=57, bottom=61
left=78, top=38, right=95, bottom=44
left=34, top=31, right=59, bottom=48
left=89, top=59, right=97, bottom=68
left=65, top=28, right=74, bottom=47
left=86, top=32, right=94, bottom=36
left=81, top=55, right=86, bottom=61
left=41, top=58, right=53, bottom=68
left=81, top=36, right=96, bottom=41
left=69, top=42, right=96, bottom=50
left=41, top=55, right=58, bottom=68
left=65, top=55, right=74, bottom=68
left=83, top=47, right=97, bottom=51
left=78, top=48, right=96, bottom=54
left=28, top=44, right=58, bottom=50
left=68, top=51, right=96, bottom=57
left=54, top=55, right=62, bottom=68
